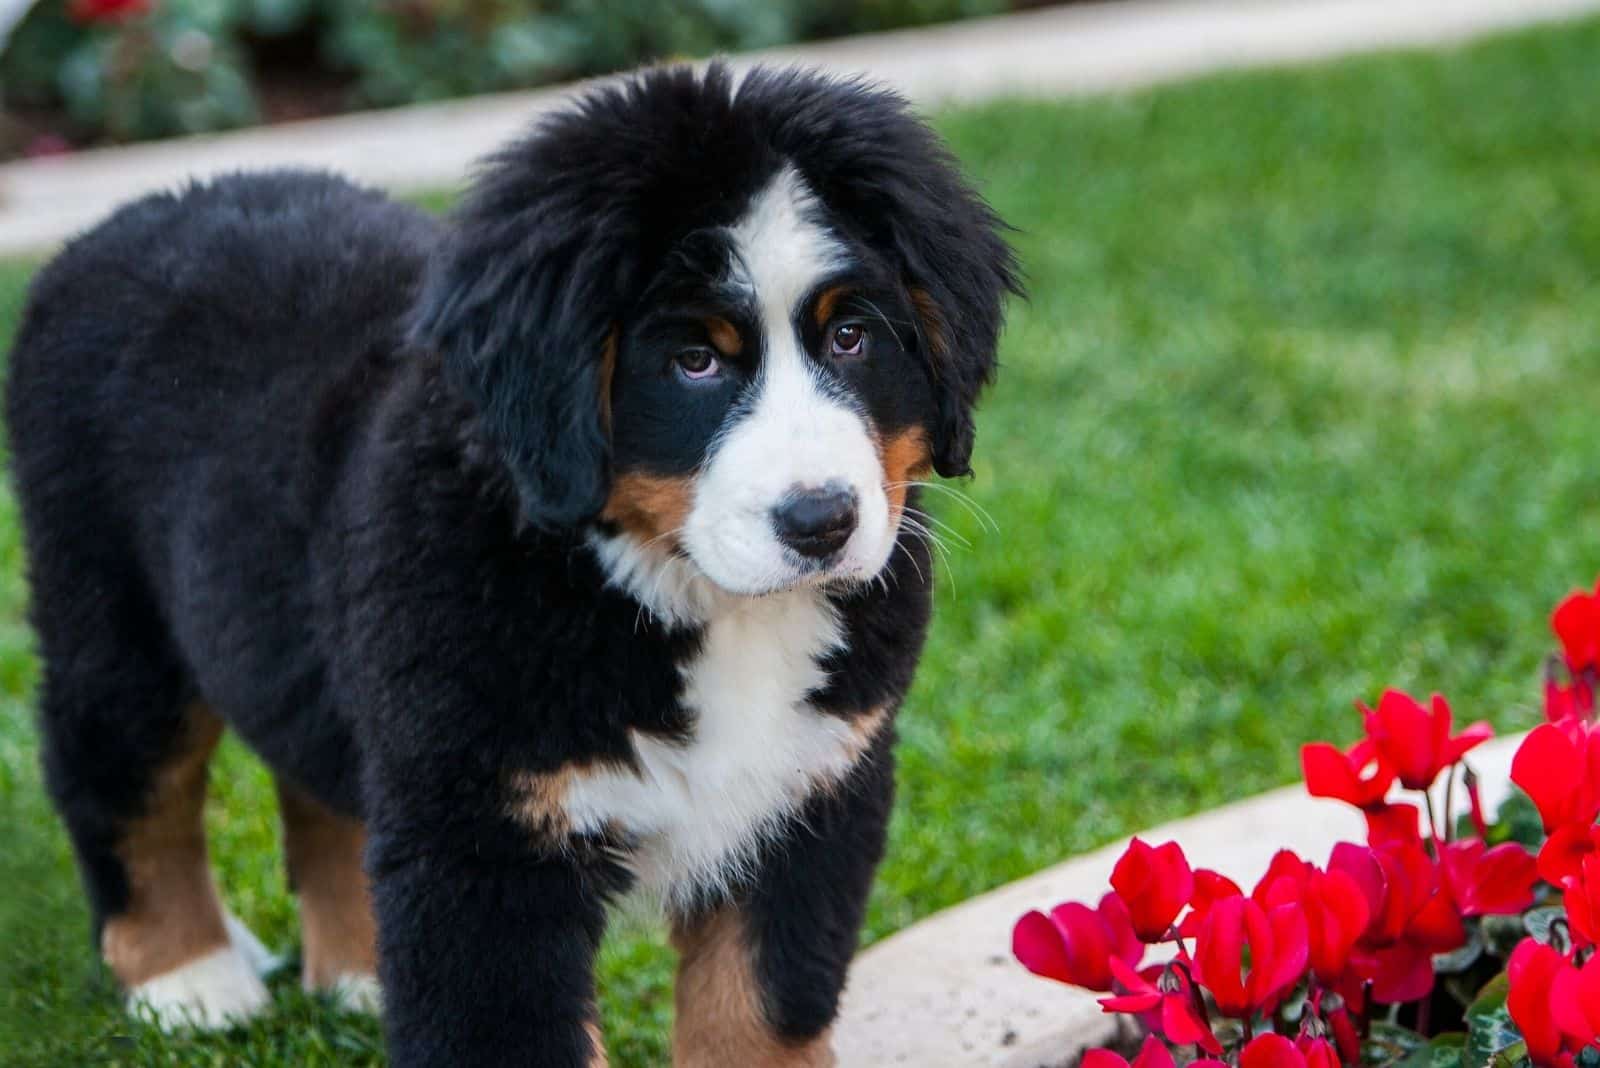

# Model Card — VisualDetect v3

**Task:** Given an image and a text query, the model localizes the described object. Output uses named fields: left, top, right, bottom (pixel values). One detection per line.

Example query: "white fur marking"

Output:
left=127, top=943, right=271, bottom=1031
left=223, top=910, right=283, bottom=978
left=325, top=973, right=383, bottom=1015
left=562, top=564, right=861, bottom=902
left=682, top=166, right=896, bottom=596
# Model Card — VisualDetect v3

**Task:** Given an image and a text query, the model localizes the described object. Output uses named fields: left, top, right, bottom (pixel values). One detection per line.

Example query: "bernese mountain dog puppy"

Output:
left=6, top=64, right=1018, bottom=1066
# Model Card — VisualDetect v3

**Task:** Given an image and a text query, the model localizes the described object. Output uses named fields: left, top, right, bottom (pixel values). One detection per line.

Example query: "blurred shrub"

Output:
left=0, top=0, right=1006, bottom=148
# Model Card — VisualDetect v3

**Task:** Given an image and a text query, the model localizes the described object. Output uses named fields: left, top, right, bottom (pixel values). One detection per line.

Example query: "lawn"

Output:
left=3, top=17, right=1600, bottom=1065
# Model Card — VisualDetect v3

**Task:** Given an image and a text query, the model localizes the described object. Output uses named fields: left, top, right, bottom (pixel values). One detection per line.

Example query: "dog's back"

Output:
left=5, top=175, right=435, bottom=1025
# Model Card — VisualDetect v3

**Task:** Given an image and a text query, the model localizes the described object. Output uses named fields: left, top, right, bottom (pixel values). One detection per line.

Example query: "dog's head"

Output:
left=414, top=64, right=1019, bottom=599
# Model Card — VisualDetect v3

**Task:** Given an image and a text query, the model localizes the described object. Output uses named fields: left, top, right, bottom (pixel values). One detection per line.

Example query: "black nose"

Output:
left=772, top=484, right=858, bottom=559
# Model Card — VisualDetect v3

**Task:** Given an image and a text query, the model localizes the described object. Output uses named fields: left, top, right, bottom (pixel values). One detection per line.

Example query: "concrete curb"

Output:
left=831, top=731, right=1527, bottom=1067
left=3, top=0, right=1599, bottom=256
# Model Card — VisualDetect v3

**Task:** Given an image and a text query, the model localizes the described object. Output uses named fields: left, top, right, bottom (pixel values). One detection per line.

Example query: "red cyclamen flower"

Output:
left=1100, top=956, right=1222, bottom=1054
left=1554, top=581, right=1600, bottom=674
left=1564, top=852, right=1600, bottom=948
left=1301, top=738, right=1394, bottom=810
left=1508, top=938, right=1578, bottom=1068
left=1360, top=689, right=1491, bottom=791
left=1511, top=720, right=1600, bottom=833
left=1240, top=1034, right=1307, bottom=1068
left=1252, top=850, right=1371, bottom=984
left=1192, top=894, right=1308, bottom=1019
left=1331, top=840, right=1464, bottom=1004
left=1439, top=839, right=1537, bottom=917
left=1295, top=1036, right=1340, bottom=1068
left=1111, top=838, right=1194, bottom=942
left=1013, top=892, right=1142, bottom=992
left=1083, top=1035, right=1175, bottom=1068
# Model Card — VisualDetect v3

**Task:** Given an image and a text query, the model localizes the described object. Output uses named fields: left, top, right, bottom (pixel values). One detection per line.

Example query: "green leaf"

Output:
left=1464, top=974, right=1527, bottom=1068
left=1486, top=790, right=1545, bottom=849
left=1481, top=914, right=1531, bottom=959
left=1367, top=1022, right=1429, bottom=1067
left=1396, top=1033, right=1468, bottom=1068
left=1524, top=906, right=1569, bottom=948
left=1434, top=933, right=1485, bottom=974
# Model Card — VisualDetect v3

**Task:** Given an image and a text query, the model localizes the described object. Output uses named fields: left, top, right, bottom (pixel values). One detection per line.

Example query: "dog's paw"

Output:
left=323, top=972, right=383, bottom=1015
left=127, top=943, right=272, bottom=1031
left=223, top=911, right=285, bottom=978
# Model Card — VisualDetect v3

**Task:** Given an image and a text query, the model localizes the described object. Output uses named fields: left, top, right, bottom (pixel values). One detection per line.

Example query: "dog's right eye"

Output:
left=675, top=348, right=721, bottom=381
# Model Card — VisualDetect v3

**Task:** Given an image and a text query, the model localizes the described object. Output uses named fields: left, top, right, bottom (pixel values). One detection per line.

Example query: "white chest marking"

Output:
left=566, top=544, right=867, bottom=902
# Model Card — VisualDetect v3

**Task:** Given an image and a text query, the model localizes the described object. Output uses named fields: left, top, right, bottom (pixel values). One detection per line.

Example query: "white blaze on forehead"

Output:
left=679, top=166, right=896, bottom=597
left=725, top=165, right=847, bottom=327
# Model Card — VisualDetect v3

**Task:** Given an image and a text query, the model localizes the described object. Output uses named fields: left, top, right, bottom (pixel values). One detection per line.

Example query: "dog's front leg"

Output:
left=365, top=790, right=611, bottom=1068
left=671, top=729, right=896, bottom=1067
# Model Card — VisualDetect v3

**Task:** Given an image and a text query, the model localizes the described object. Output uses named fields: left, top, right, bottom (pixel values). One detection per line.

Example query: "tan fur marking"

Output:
left=277, top=783, right=377, bottom=991
left=842, top=706, right=891, bottom=766
left=507, top=766, right=575, bottom=839
left=586, top=1018, right=610, bottom=1067
left=101, top=705, right=231, bottom=987
left=909, top=287, right=949, bottom=363
left=813, top=286, right=848, bottom=328
left=880, top=428, right=934, bottom=524
left=704, top=317, right=743, bottom=357
left=671, top=910, right=834, bottom=1067
left=600, top=472, right=694, bottom=548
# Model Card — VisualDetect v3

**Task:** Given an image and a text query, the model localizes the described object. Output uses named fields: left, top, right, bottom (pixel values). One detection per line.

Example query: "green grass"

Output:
left=4, top=17, right=1600, bottom=1064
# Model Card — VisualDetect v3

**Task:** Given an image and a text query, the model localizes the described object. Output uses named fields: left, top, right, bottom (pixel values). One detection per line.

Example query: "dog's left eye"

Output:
left=830, top=323, right=867, bottom=358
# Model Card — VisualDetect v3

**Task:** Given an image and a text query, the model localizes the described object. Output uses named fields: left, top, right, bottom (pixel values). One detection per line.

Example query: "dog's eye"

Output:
left=675, top=348, right=721, bottom=381
left=830, top=323, right=866, bottom=359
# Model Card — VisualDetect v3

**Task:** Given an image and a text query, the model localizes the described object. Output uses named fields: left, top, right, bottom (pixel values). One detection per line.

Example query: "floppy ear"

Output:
left=887, top=164, right=1022, bottom=479
left=410, top=122, right=638, bottom=531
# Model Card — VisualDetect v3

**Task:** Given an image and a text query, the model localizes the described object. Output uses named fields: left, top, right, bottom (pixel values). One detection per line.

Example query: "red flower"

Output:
left=1302, top=738, right=1394, bottom=810
left=1083, top=1035, right=1175, bottom=1068
left=1509, top=938, right=1580, bottom=1067
left=1439, top=839, right=1537, bottom=917
left=1295, top=1036, right=1340, bottom=1068
left=1554, top=581, right=1600, bottom=674
left=1361, top=689, right=1491, bottom=791
left=1013, top=892, right=1142, bottom=992
left=1179, top=869, right=1243, bottom=937
left=1111, top=838, right=1194, bottom=943
left=1192, top=894, right=1308, bottom=1020
left=1511, top=721, right=1600, bottom=832
left=1548, top=676, right=1596, bottom=724
left=1333, top=840, right=1464, bottom=1004
left=1240, top=1034, right=1306, bottom=1068
left=1564, top=853, right=1600, bottom=948
left=1363, top=802, right=1423, bottom=847
left=1252, top=851, right=1371, bottom=984
left=69, top=0, right=150, bottom=23
left=1552, top=955, right=1600, bottom=1053
left=1100, top=956, right=1223, bottom=1054
left=1538, top=822, right=1600, bottom=887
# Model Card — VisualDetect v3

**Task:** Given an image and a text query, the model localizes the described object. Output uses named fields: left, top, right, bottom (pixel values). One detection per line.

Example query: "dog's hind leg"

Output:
left=275, top=781, right=380, bottom=1013
left=32, top=577, right=273, bottom=1030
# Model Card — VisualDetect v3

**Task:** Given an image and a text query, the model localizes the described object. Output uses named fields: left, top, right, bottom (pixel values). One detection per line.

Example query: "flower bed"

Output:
left=1015, top=580, right=1600, bottom=1068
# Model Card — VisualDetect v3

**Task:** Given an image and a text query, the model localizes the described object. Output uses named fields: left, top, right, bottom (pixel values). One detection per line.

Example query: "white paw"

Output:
left=223, top=911, right=284, bottom=978
left=323, top=972, right=383, bottom=1015
left=127, top=944, right=272, bottom=1031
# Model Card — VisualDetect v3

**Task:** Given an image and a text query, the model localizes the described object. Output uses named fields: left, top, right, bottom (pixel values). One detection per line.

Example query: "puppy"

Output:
left=6, top=63, right=1018, bottom=1066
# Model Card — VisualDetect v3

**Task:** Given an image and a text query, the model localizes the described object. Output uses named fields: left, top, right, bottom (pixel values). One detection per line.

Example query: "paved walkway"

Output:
left=2, top=0, right=1597, bottom=255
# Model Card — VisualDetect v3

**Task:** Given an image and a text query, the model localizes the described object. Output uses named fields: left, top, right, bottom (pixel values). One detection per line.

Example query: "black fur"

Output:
left=8, top=64, right=1016, bottom=1067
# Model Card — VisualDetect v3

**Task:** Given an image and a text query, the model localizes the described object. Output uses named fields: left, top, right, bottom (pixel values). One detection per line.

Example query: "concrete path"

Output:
left=831, top=731, right=1528, bottom=1067
left=3, top=0, right=1598, bottom=256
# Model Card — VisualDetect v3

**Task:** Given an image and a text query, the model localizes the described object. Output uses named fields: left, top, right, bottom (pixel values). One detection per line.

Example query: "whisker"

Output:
left=903, top=506, right=971, bottom=549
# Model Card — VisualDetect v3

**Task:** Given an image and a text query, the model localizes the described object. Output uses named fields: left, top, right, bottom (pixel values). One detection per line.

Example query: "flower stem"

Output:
left=1442, top=762, right=1458, bottom=844
left=1423, top=789, right=1441, bottom=853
